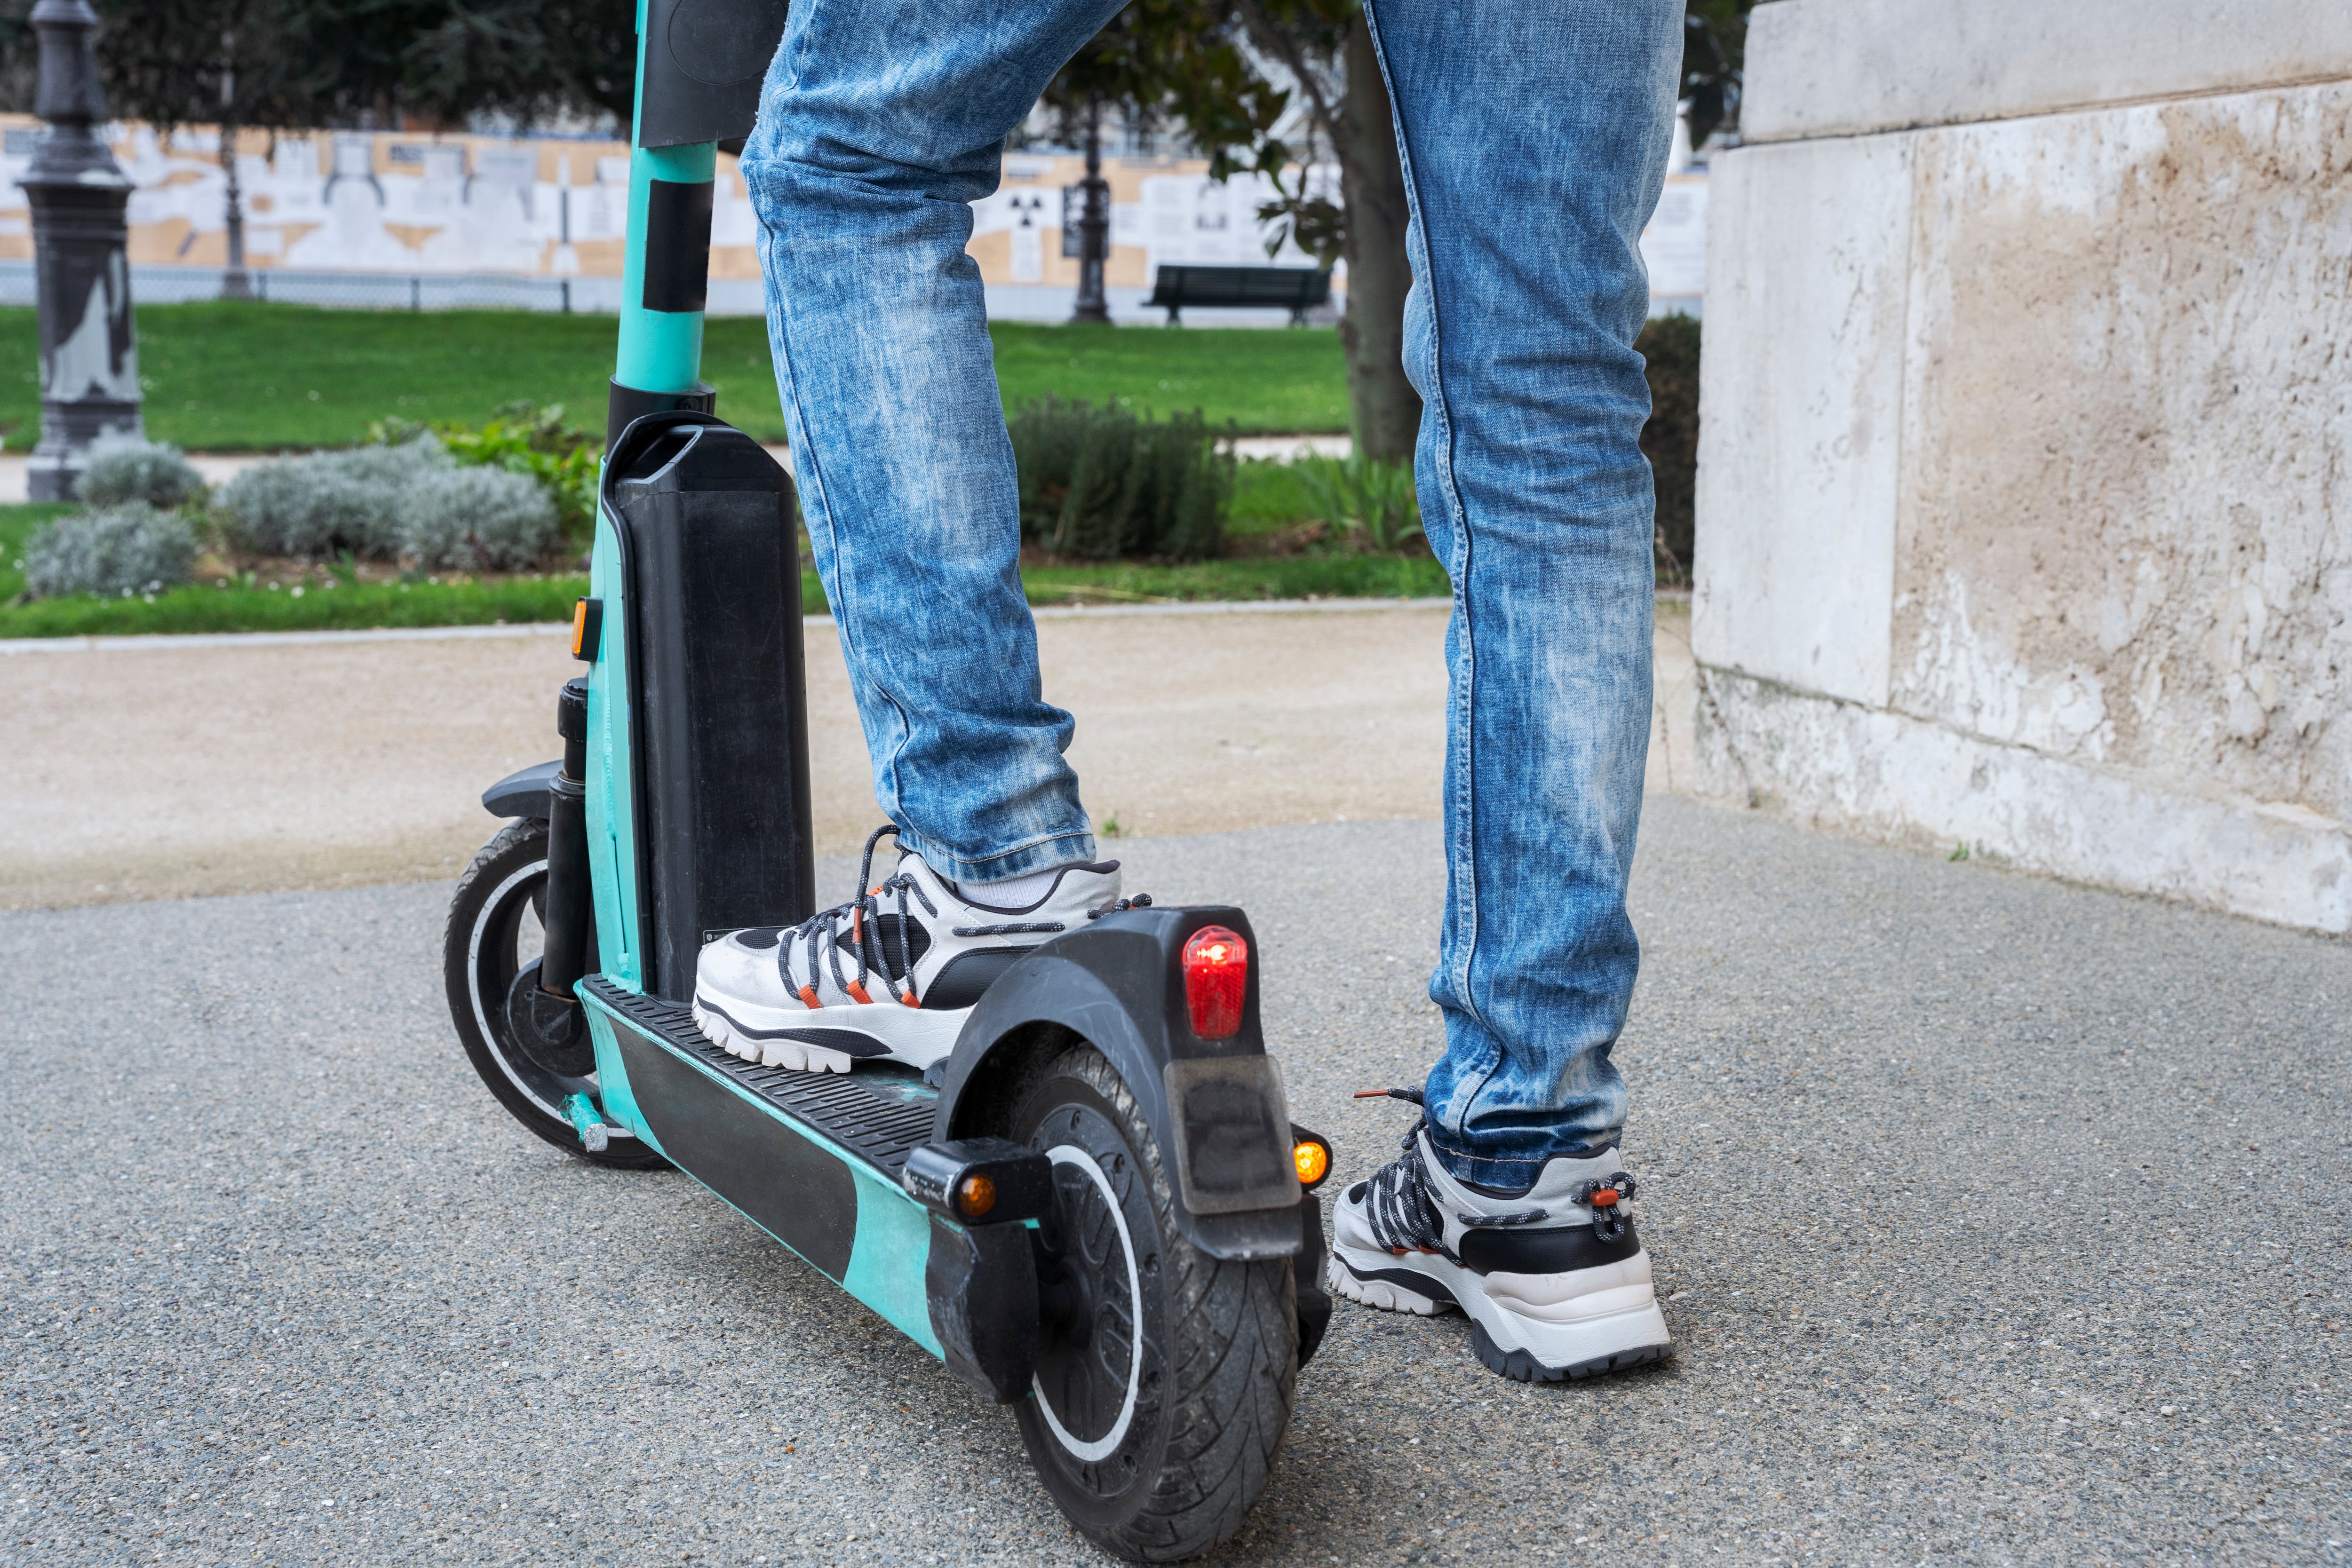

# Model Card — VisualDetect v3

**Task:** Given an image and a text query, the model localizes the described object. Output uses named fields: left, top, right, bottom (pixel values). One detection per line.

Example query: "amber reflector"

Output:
left=956, top=1172, right=997, bottom=1220
left=1293, top=1139, right=1329, bottom=1188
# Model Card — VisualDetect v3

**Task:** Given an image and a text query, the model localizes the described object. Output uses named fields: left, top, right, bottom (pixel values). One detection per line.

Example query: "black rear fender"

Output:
left=934, top=907, right=1303, bottom=1262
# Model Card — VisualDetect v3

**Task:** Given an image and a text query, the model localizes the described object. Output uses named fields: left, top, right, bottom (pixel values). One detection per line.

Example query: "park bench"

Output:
left=1147, top=264, right=1332, bottom=325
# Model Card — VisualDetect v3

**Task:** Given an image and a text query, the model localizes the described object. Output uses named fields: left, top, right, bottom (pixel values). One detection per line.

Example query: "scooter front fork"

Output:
left=541, top=676, right=594, bottom=999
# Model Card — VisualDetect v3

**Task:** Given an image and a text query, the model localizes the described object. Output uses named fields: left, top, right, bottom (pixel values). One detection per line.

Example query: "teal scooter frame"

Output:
left=439, top=3, right=1334, bottom=1558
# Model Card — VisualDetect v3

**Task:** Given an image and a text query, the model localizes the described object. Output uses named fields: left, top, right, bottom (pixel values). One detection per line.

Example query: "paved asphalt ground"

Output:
left=4, top=800, right=2347, bottom=1567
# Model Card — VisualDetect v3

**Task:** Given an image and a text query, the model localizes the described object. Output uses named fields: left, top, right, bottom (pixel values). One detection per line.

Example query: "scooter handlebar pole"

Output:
left=615, top=138, right=716, bottom=397
left=608, top=0, right=724, bottom=442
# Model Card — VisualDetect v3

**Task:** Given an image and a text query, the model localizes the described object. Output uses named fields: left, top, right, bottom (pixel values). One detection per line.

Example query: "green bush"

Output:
left=215, top=436, right=452, bottom=559
left=1294, top=453, right=1422, bottom=553
left=74, top=436, right=205, bottom=510
left=1008, top=396, right=1232, bottom=562
left=372, top=400, right=600, bottom=544
left=21, top=502, right=199, bottom=599
left=1637, top=312, right=1700, bottom=584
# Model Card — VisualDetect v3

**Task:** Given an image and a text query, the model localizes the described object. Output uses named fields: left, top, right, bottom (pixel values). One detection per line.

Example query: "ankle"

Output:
left=953, top=863, right=1066, bottom=911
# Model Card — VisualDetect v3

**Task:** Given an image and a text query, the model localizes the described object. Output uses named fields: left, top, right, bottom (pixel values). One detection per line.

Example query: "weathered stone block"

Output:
left=1692, top=132, right=1912, bottom=707
left=1745, top=0, right=2352, bottom=143
left=1891, top=85, right=2352, bottom=830
left=1696, top=14, right=2352, bottom=932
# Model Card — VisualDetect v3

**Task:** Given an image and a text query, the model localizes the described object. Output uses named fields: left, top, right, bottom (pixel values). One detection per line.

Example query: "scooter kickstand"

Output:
left=560, top=1092, right=610, bottom=1153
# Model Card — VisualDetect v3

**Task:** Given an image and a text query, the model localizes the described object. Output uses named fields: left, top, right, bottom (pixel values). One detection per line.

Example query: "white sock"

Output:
left=953, top=865, right=1064, bottom=911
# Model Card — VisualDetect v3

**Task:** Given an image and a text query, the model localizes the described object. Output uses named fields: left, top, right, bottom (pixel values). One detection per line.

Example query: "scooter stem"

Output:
left=607, top=0, right=724, bottom=443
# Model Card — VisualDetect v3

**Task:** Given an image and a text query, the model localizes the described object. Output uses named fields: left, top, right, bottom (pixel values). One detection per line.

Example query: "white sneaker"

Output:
left=1327, top=1090, right=1672, bottom=1381
left=692, top=829, right=1122, bottom=1074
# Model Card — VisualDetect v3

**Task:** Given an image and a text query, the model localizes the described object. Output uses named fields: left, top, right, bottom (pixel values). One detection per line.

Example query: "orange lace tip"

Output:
left=1391, top=1247, right=1408, bottom=1257
left=1591, top=1189, right=1620, bottom=1206
left=1352, top=1088, right=1392, bottom=1099
left=796, top=985, right=821, bottom=1010
left=845, top=981, right=873, bottom=1006
left=899, top=991, right=920, bottom=1008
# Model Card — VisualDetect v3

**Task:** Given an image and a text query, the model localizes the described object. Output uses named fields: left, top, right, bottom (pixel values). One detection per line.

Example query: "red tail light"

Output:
left=1182, top=925, right=1249, bottom=1040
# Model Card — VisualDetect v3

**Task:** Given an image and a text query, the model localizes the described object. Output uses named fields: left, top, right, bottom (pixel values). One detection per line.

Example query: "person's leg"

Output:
left=1363, top=0, right=1681, bottom=1181
left=737, top=0, right=1123, bottom=886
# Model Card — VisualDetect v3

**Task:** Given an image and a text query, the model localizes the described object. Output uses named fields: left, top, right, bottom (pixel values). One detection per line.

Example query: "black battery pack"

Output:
left=604, top=413, right=817, bottom=999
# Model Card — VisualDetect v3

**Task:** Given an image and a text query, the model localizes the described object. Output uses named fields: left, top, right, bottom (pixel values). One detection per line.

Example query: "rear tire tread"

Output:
left=1034, top=1046, right=1296, bottom=1562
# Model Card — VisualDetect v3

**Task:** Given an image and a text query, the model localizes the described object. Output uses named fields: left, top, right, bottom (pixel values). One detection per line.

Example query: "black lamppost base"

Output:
left=24, top=0, right=142, bottom=499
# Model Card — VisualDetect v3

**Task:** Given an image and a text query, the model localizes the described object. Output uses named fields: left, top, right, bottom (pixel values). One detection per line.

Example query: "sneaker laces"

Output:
left=1351, top=1086, right=1557, bottom=1262
left=777, top=825, right=936, bottom=1010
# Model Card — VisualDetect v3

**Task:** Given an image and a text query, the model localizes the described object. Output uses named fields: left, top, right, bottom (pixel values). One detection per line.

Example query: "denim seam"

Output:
left=1362, top=0, right=1501, bottom=1140
left=903, top=824, right=1097, bottom=883
left=755, top=203, right=920, bottom=826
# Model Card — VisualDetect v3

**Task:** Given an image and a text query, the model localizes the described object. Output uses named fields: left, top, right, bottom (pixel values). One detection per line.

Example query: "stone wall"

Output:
left=1692, top=1, right=2352, bottom=933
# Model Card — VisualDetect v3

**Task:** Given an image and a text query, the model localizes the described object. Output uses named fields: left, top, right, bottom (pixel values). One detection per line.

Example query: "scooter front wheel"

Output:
left=1011, top=1044, right=1297, bottom=1560
left=442, top=818, right=666, bottom=1171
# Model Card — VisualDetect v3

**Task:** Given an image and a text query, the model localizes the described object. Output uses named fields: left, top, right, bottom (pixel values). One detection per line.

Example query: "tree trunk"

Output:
left=218, top=129, right=253, bottom=301
left=1335, top=17, right=1418, bottom=464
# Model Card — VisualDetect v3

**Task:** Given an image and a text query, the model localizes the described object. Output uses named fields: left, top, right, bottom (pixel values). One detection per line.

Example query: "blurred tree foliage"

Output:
left=1681, top=0, right=1753, bottom=149
left=1637, top=312, right=1701, bottom=583
left=0, top=1, right=633, bottom=129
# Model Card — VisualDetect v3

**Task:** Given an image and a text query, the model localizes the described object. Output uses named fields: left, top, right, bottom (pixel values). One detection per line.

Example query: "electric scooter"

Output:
left=438, top=3, right=1335, bottom=1558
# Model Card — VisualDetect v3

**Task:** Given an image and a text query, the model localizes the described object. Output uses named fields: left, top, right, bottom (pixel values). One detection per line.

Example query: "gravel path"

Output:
left=0, top=602, right=1698, bottom=914
left=3, top=800, right=2345, bottom=1566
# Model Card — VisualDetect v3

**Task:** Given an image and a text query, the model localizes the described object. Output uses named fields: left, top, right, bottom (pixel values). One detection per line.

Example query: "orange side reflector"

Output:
left=570, top=597, right=602, bottom=662
left=956, top=1173, right=997, bottom=1220
left=1293, top=1139, right=1329, bottom=1188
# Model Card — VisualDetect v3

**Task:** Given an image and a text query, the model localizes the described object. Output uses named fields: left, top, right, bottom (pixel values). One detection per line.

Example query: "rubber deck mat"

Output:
left=582, top=978, right=940, bottom=1176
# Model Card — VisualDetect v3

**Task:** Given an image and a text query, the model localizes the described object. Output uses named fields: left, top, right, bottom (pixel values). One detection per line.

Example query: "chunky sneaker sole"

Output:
left=690, top=992, right=966, bottom=1074
left=1326, top=1244, right=1672, bottom=1382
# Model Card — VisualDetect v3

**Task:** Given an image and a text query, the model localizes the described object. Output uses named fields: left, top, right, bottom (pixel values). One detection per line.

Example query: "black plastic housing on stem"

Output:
left=540, top=678, right=595, bottom=998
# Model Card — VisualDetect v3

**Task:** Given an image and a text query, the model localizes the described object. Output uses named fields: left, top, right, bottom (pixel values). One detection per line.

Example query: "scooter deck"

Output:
left=577, top=974, right=948, bottom=1354
left=584, top=977, right=938, bottom=1175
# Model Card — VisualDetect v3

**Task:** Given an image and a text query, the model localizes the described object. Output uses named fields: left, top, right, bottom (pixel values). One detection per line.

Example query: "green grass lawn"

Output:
left=0, top=305, right=1350, bottom=452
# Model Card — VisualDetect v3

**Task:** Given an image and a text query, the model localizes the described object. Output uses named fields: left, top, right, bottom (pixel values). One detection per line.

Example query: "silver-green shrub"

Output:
left=400, top=464, right=561, bottom=570
left=215, top=436, right=451, bottom=559
left=74, top=435, right=205, bottom=510
left=21, top=502, right=199, bottom=599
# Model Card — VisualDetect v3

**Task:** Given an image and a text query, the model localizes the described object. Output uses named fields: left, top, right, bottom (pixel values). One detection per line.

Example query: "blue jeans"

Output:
left=740, top=0, right=1678, bottom=1186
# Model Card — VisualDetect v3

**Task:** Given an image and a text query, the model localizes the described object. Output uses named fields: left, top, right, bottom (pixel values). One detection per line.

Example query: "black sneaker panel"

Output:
left=1457, top=1218, right=1641, bottom=1276
left=732, top=927, right=784, bottom=950
left=773, top=1027, right=896, bottom=1058
left=857, top=914, right=931, bottom=984
left=1333, top=1255, right=1462, bottom=1308
left=921, top=947, right=1029, bottom=1010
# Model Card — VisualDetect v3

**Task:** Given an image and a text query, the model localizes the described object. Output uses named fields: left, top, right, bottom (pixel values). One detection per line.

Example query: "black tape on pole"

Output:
left=642, top=179, right=715, bottom=314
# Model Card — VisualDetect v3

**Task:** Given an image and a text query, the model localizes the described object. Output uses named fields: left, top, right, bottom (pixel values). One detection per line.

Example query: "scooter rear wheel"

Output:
left=1010, top=1044, right=1296, bottom=1560
left=443, top=819, right=666, bottom=1170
